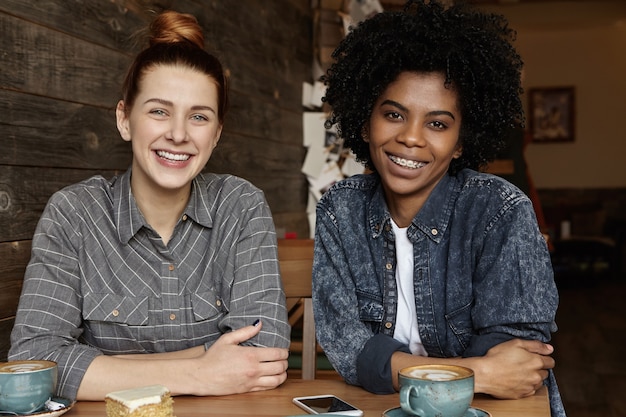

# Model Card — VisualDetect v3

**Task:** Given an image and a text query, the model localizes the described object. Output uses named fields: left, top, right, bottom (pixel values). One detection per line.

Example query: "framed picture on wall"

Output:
left=528, top=86, right=575, bottom=143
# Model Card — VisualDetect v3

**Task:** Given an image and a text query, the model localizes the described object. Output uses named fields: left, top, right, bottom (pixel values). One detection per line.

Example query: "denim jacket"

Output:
left=312, top=169, right=565, bottom=417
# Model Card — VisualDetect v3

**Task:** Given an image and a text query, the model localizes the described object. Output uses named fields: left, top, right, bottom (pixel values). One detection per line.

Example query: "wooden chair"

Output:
left=277, top=238, right=317, bottom=380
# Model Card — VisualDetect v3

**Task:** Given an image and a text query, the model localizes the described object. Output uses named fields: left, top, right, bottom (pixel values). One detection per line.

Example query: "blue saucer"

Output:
left=382, top=406, right=491, bottom=417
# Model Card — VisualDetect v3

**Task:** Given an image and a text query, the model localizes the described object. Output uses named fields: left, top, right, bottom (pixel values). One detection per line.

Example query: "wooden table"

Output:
left=65, top=379, right=550, bottom=417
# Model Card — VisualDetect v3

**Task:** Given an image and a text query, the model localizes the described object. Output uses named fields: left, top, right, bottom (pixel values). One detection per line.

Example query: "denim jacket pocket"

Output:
left=444, top=301, right=474, bottom=351
left=357, top=290, right=384, bottom=323
left=83, top=293, right=149, bottom=325
left=191, top=291, right=227, bottom=322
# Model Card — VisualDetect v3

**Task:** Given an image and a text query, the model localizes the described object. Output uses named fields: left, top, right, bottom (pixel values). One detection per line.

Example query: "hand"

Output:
left=188, top=321, right=289, bottom=396
left=474, top=339, right=555, bottom=399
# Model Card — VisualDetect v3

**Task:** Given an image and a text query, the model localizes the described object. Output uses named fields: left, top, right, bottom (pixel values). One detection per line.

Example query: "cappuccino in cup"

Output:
left=399, top=364, right=474, bottom=417
left=0, top=360, right=58, bottom=414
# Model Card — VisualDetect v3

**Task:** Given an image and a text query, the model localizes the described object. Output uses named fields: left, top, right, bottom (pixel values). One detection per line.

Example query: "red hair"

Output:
left=121, top=10, right=228, bottom=123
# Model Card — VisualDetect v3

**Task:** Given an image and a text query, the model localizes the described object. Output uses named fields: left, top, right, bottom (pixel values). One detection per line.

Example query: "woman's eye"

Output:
left=385, top=111, right=403, bottom=120
left=150, top=109, right=167, bottom=116
left=191, top=114, right=209, bottom=122
left=430, top=120, right=447, bottom=130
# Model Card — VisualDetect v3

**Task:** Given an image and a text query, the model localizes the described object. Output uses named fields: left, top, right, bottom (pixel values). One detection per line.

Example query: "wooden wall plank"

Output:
left=0, top=14, right=130, bottom=106
left=0, top=240, right=31, bottom=319
left=0, top=318, right=15, bottom=361
left=0, top=0, right=145, bottom=51
left=0, top=90, right=131, bottom=169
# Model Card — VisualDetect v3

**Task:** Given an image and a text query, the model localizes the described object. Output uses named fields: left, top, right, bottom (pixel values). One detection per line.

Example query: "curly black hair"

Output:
left=322, top=0, right=524, bottom=174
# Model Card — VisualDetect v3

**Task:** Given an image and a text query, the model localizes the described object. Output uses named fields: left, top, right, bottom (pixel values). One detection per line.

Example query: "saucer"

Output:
left=382, top=406, right=491, bottom=417
left=0, top=398, right=74, bottom=417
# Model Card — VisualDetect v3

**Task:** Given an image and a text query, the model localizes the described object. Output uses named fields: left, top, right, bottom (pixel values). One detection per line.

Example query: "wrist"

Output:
left=466, top=357, right=491, bottom=395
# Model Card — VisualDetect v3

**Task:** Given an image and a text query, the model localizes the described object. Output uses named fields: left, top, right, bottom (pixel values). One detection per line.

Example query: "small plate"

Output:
left=0, top=398, right=75, bottom=417
left=382, top=406, right=491, bottom=417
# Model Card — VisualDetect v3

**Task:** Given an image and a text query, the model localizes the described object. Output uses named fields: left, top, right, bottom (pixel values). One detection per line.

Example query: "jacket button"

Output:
left=385, top=322, right=393, bottom=329
left=431, top=228, right=438, bottom=236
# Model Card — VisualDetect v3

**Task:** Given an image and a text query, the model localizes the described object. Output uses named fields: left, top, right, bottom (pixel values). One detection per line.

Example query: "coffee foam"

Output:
left=408, top=369, right=461, bottom=381
left=0, top=362, right=52, bottom=374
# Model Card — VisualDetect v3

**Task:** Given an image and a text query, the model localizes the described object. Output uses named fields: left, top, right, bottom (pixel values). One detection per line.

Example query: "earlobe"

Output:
left=213, top=125, right=223, bottom=149
left=116, top=100, right=132, bottom=142
left=453, top=146, right=463, bottom=159
left=362, top=125, right=370, bottom=143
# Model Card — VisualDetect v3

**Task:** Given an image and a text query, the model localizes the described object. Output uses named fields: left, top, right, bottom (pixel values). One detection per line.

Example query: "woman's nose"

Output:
left=398, top=122, right=426, bottom=147
left=166, top=118, right=188, bottom=143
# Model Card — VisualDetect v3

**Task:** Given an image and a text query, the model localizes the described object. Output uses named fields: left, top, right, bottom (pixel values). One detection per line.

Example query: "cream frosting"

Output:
left=105, top=385, right=169, bottom=410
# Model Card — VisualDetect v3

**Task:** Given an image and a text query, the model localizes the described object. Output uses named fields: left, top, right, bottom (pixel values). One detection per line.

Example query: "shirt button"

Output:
left=168, top=264, right=175, bottom=271
left=386, top=263, right=392, bottom=270
left=169, top=314, right=176, bottom=321
left=112, top=309, right=119, bottom=317
left=216, top=300, right=222, bottom=307
left=182, top=214, right=188, bottom=221
left=385, top=322, right=393, bottom=329
left=431, top=228, right=438, bottom=236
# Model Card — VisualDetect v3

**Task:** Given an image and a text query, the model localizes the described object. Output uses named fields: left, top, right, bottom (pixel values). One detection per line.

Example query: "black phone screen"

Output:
left=300, top=396, right=357, bottom=413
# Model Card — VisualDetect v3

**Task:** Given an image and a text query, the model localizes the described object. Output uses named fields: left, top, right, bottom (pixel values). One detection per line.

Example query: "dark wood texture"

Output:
left=0, top=0, right=312, bottom=361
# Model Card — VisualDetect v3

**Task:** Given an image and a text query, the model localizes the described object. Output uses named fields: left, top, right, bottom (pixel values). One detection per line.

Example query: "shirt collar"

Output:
left=367, top=173, right=459, bottom=243
left=113, top=169, right=214, bottom=244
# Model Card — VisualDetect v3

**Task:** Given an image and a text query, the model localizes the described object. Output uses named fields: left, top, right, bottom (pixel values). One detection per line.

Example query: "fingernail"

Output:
left=252, top=319, right=261, bottom=327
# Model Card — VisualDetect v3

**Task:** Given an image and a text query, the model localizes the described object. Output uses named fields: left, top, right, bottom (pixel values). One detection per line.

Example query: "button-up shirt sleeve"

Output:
left=9, top=189, right=104, bottom=400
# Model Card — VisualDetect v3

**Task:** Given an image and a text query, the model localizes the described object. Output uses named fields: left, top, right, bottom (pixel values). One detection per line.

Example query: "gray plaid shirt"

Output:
left=10, top=169, right=290, bottom=400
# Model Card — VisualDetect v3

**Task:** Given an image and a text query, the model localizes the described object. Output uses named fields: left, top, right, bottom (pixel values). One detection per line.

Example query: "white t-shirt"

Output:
left=391, top=219, right=428, bottom=356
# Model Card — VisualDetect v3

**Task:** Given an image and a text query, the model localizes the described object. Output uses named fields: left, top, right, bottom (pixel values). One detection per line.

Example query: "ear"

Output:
left=361, top=124, right=370, bottom=143
left=452, top=145, right=463, bottom=159
left=116, top=100, right=132, bottom=142
left=212, top=124, right=223, bottom=150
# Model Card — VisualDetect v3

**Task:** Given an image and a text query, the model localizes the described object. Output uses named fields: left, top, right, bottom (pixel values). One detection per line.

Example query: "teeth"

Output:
left=389, top=155, right=426, bottom=169
left=156, top=150, right=190, bottom=161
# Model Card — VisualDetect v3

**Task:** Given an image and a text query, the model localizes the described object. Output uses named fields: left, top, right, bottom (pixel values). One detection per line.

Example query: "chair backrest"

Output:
left=277, top=238, right=316, bottom=380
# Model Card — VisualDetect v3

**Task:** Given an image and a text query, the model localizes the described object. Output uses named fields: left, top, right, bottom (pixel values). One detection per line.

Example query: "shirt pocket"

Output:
left=190, top=290, right=227, bottom=322
left=356, top=290, right=384, bottom=323
left=444, top=301, right=474, bottom=350
left=83, top=293, right=149, bottom=325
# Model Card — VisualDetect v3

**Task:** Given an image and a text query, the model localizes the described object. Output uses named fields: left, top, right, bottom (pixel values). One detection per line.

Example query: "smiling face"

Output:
left=366, top=71, right=462, bottom=226
left=116, top=64, right=223, bottom=198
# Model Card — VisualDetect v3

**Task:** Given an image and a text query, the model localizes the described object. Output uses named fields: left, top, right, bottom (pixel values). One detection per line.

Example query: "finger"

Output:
left=540, top=355, right=555, bottom=370
left=257, top=348, right=290, bottom=362
left=216, top=321, right=262, bottom=345
left=518, top=339, right=554, bottom=355
left=257, top=358, right=289, bottom=376
left=248, top=372, right=288, bottom=391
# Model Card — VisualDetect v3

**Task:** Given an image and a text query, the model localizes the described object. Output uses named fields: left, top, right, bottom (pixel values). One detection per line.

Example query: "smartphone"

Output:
left=292, top=395, right=363, bottom=416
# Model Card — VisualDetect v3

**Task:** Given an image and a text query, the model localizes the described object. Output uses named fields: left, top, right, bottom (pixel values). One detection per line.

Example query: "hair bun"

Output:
left=149, top=10, right=204, bottom=49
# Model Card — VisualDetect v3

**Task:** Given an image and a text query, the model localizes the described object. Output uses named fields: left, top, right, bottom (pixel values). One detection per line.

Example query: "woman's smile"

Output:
left=155, top=149, right=192, bottom=163
left=388, top=154, right=427, bottom=169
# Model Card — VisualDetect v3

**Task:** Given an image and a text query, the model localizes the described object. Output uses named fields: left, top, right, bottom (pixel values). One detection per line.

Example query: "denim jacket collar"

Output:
left=367, top=173, right=459, bottom=245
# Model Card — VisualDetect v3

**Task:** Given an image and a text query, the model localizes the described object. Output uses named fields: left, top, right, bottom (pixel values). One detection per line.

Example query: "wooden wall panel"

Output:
left=0, top=241, right=31, bottom=319
left=0, top=166, right=123, bottom=242
left=0, top=0, right=312, bottom=361
left=0, top=90, right=131, bottom=169
left=0, top=13, right=129, bottom=107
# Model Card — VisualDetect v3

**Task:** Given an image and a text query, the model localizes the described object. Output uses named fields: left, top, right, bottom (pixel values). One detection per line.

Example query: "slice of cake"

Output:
left=105, top=385, right=174, bottom=417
